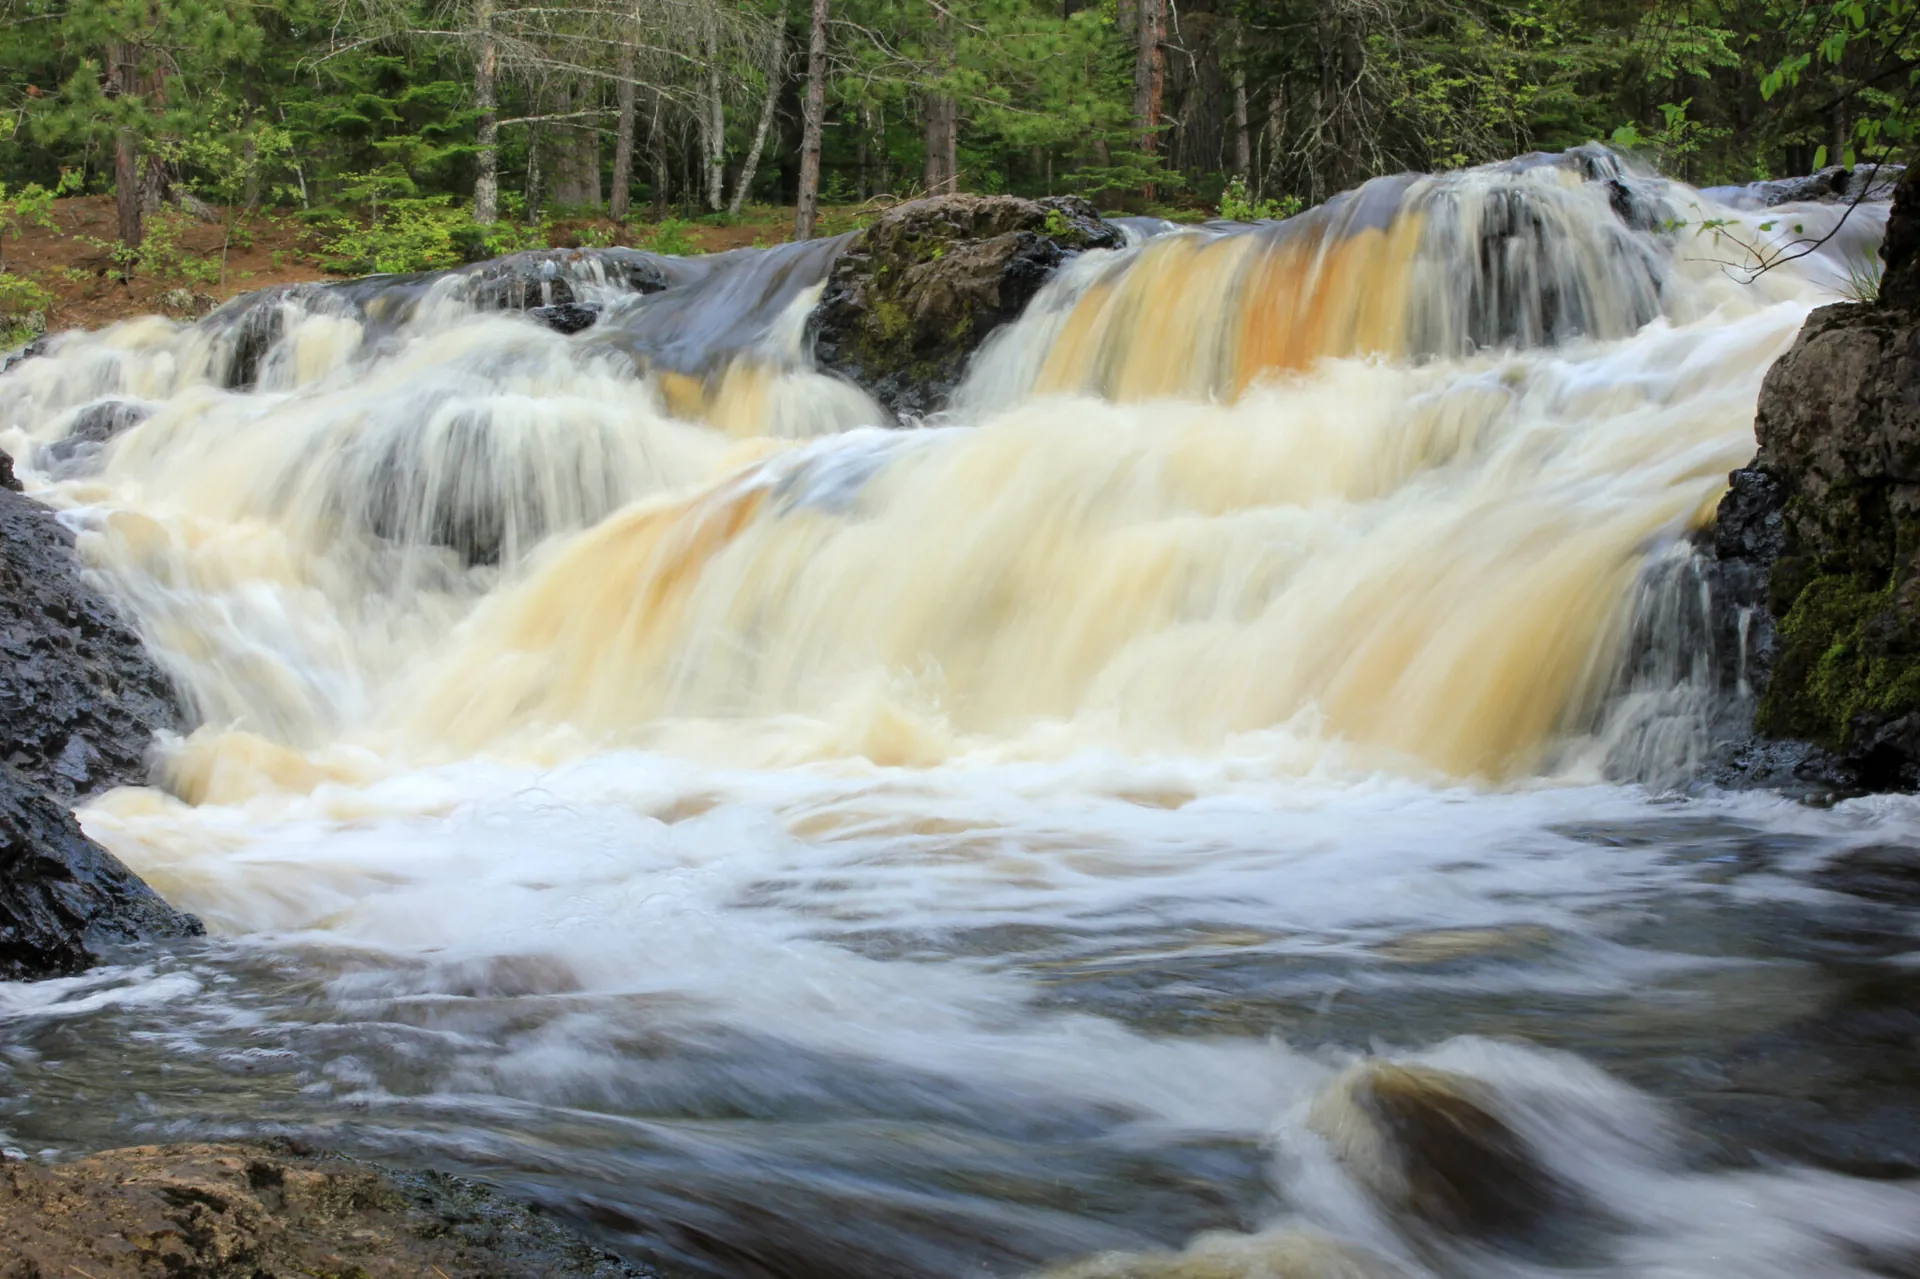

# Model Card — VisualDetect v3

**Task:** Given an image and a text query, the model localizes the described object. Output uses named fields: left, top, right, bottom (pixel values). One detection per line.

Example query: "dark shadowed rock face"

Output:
left=810, top=195, right=1123, bottom=418
left=1710, top=166, right=1920, bottom=790
left=0, top=486, right=179, bottom=801
left=0, top=1142, right=655, bottom=1279
left=0, top=762, right=199, bottom=979
left=0, top=484, right=199, bottom=977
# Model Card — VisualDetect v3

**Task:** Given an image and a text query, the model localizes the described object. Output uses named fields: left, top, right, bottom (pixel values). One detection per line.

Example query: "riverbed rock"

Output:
left=810, top=194, right=1123, bottom=418
left=1, top=482, right=197, bottom=977
left=1, top=485, right=179, bottom=800
left=0, top=762, right=199, bottom=979
left=1308, top=1061, right=1569, bottom=1243
left=1709, top=166, right=1920, bottom=790
left=0, top=1142, right=653, bottom=1279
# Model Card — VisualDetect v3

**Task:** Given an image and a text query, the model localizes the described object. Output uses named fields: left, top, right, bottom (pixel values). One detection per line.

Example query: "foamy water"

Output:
left=1, top=154, right=1915, bottom=1276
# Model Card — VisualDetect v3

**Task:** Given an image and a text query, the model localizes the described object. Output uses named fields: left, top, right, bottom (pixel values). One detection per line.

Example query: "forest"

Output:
left=0, top=0, right=1912, bottom=287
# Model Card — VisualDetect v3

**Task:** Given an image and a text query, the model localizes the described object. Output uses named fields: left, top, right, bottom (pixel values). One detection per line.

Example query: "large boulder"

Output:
left=0, top=1142, right=653, bottom=1278
left=0, top=762, right=198, bottom=979
left=810, top=194, right=1123, bottom=418
left=1, top=483, right=179, bottom=800
left=0, top=476, right=200, bottom=977
left=1710, top=166, right=1920, bottom=789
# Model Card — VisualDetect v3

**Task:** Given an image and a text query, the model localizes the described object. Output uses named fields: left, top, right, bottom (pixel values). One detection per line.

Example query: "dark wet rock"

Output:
left=810, top=194, right=1123, bottom=418
left=1705, top=166, right=1920, bottom=791
left=207, top=249, right=670, bottom=389
left=0, top=336, right=45, bottom=378
left=0, top=1142, right=654, bottom=1278
left=0, top=761, right=200, bottom=979
left=1309, top=1062, right=1571, bottom=1244
left=530, top=301, right=603, bottom=335
left=0, top=484, right=193, bottom=977
left=0, top=486, right=179, bottom=800
left=41, top=399, right=152, bottom=478
left=0, top=450, right=17, bottom=493
left=1704, top=163, right=1905, bottom=210
left=467, top=249, right=668, bottom=312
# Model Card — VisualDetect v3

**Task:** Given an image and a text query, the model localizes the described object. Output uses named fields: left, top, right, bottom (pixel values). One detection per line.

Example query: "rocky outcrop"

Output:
left=0, top=481, right=200, bottom=977
left=1, top=486, right=179, bottom=801
left=1704, top=162, right=1904, bottom=210
left=0, top=763, right=199, bottom=978
left=810, top=195, right=1123, bottom=417
left=0, top=1142, right=653, bottom=1278
left=1710, top=166, right=1920, bottom=790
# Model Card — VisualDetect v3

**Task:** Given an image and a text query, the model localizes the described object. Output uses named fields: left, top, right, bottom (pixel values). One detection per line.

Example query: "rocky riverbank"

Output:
left=0, top=463, right=201, bottom=979
left=0, top=1142, right=654, bottom=1279
left=1706, top=165, right=1920, bottom=792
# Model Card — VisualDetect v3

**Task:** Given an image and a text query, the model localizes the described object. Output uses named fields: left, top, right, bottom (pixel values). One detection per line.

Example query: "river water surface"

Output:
left=2, top=154, right=1918, bottom=1277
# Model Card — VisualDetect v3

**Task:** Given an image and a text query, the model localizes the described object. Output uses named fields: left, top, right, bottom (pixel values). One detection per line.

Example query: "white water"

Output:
left=1, top=155, right=1916, bottom=1277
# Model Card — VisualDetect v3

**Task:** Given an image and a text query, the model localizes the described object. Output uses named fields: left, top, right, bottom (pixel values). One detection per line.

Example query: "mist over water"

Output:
left=3, top=152, right=1918, bottom=1277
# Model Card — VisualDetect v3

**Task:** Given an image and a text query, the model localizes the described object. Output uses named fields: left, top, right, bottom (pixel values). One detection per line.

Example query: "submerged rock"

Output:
left=1703, top=163, right=1905, bottom=210
left=41, top=398, right=152, bottom=478
left=1709, top=166, right=1920, bottom=790
left=1037, top=1232, right=1401, bottom=1279
left=0, top=762, right=199, bottom=979
left=810, top=194, right=1123, bottom=417
left=0, top=1142, right=653, bottom=1278
left=530, top=301, right=603, bottom=335
left=1308, top=1061, right=1569, bottom=1242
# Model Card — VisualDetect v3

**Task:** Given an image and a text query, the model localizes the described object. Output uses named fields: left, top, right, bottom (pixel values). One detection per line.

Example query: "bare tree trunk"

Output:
left=525, top=120, right=546, bottom=222
left=473, top=0, right=500, bottom=223
left=1231, top=26, right=1251, bottom=178
left=610, top=40, right=637, bottom=220
left=579, top=80, right=603, bottom=210
left=730, top=3, right=786, bottom=216
left=650, top=92, right=670, bottom=218
left=922, top=95, right=957, bottom=193
left=107, top=42, right=142, bottom=251
left=1133, top=0, right=1165, bottom=185
left=703, top=13, right=726, bottom=211
left=793, top=0, right=829, bottom=240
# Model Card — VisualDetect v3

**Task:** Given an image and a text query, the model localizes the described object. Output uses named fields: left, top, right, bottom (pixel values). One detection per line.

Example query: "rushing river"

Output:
left=3, top=151, right=1918, bottom=1277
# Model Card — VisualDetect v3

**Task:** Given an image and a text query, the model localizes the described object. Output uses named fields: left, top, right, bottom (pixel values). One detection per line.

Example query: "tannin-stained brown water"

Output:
left=2, top=151, right=1916, bottom=1278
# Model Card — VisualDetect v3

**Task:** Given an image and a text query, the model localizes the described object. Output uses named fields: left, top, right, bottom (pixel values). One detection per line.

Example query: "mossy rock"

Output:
left=809, top=194, right=1123, bottom=418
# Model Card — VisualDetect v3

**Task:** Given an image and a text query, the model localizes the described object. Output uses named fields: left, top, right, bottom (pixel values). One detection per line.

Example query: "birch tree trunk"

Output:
left=703, top=13, right=726, bottom=211
left=472, top=0, right=500, bottom=223
left=729, top=3, right=786, bottom=216
left=793, top=0, right=829, bottom=240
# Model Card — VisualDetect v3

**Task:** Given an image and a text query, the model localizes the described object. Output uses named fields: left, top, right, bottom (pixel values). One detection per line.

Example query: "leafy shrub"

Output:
left=0, top=271, right=53, bottom=347
left=1218, top=176, right=1303, bottom=222
left=636, top=217, right=702, bottom=256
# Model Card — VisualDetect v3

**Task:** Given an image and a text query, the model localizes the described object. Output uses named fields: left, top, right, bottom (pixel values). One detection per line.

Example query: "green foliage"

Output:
left=320, top=195, right=470, bottom=275
left=635, top=217, right=702, bottom=256
left=0, top=178, right=59, bottom=268
left=1218, top=176, right=1302, bottom=222
left=0, top=270, right=52, bottom=347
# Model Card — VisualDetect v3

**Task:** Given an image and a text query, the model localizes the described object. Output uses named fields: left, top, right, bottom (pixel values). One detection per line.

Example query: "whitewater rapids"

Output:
left=2, top=152, right=1917, bottom=1277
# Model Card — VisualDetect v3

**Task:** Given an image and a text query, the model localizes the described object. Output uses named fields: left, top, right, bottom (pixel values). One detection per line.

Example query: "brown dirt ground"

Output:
left=0, top=1142, right=649, bottom=1279
left=2, top=196, right=859, bottom=335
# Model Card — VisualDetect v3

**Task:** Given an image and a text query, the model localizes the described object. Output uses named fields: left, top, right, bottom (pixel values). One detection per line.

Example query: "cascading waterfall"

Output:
left=3, top=150, right=1917, bottom=1279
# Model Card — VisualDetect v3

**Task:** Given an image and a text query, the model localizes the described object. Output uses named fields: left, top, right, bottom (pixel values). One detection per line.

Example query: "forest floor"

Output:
left=1, top=196, right=874, bottom=335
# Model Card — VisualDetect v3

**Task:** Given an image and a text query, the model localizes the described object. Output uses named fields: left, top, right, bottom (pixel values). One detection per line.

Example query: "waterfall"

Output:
left=0, top=150, right=1888, bottom=793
